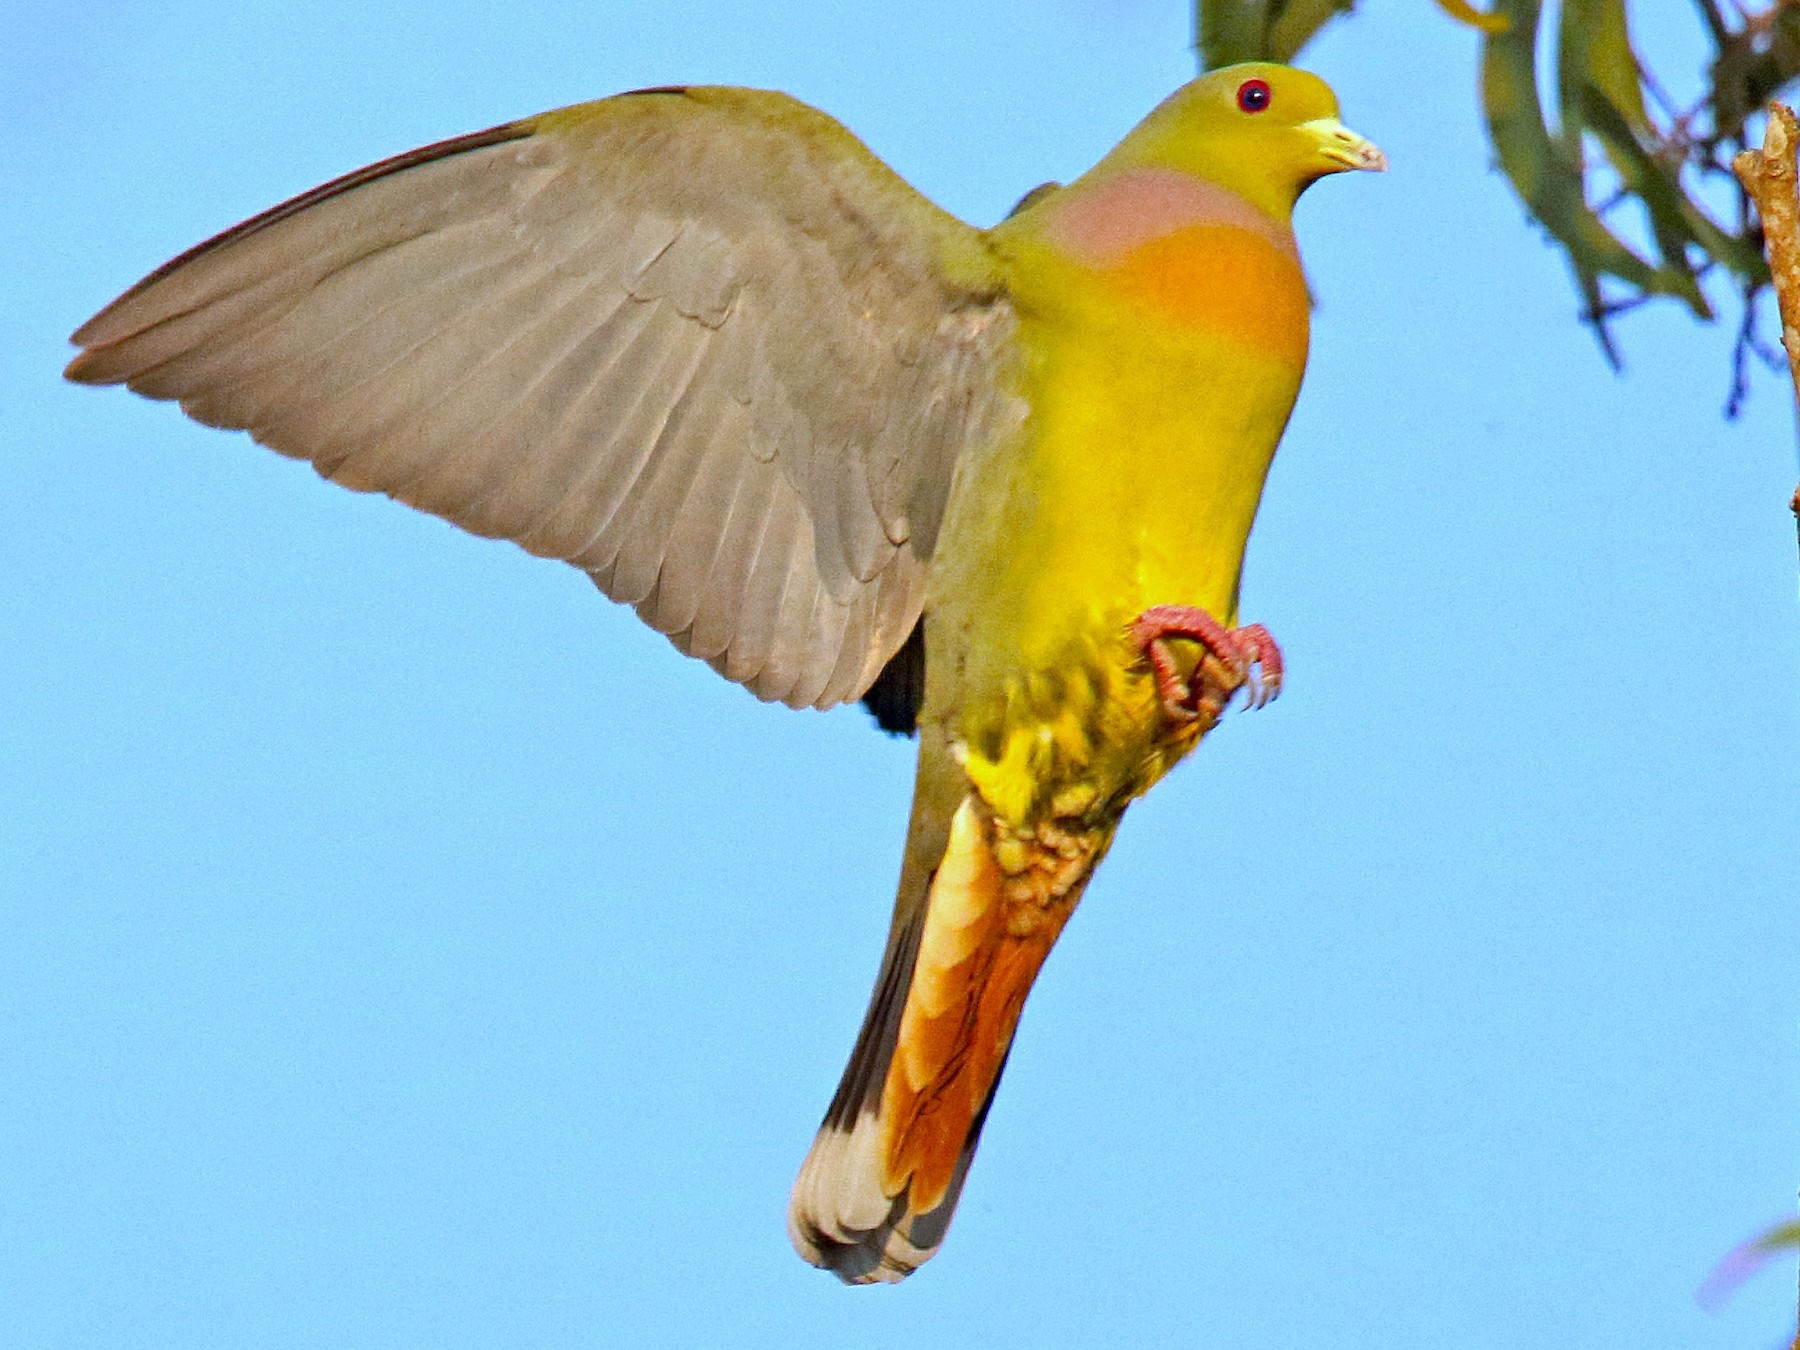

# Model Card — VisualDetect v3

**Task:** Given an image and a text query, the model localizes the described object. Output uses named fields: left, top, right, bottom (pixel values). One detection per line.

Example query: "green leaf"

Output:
left=1480, top=0, right=1665, bottom=295
left=1194, top=0, right=1353, bottom=69
left=1559, top=0, right=1650, bottom=139
left=1196, top=0, right=1277, bottom=69
left=1267, top=0, right=1356, bottom=63
left=1579, top=83, right=1764, bottom=291
left=1436, top=0, right=1510, bottom=37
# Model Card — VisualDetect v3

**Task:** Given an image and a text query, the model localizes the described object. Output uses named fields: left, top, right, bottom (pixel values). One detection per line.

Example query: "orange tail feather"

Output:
left=789, top=794, right=1106, bottom=1282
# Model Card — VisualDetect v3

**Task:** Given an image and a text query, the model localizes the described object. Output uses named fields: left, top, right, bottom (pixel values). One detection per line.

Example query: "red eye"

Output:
left=1237, top=79, right=1271, bottom=113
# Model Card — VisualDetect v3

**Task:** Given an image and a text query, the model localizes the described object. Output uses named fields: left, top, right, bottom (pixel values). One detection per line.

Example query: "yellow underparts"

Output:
left=940, top=219, right=1308, bottom=831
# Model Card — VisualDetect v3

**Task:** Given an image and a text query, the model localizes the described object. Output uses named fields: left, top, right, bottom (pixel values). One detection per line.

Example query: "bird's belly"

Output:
left=931, top=306, right=1304, bottom=830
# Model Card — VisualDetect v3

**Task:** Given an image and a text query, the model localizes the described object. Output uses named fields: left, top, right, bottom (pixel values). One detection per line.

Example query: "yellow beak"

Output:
left=1299, top=117, right=1388, bottom=173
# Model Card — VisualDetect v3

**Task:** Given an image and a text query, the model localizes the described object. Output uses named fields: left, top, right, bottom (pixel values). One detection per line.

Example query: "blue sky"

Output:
left=5, top=1, right=1798, bottom=1346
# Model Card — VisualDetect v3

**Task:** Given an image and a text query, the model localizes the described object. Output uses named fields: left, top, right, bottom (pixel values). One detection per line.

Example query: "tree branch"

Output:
left=1732, top=103, right=1800, bottom=558
left=1733, top=106, right=1800, bottom=393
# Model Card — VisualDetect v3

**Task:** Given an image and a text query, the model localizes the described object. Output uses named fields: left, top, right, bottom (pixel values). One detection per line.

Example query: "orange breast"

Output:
left=1104, top=223, right=1309, bottom=367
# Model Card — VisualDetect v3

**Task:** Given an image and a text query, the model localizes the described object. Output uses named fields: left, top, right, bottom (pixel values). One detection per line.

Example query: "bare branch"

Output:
left=1733, top=103, right=1800, bottom=401
left=1733, top=101, right=1800, bottom=557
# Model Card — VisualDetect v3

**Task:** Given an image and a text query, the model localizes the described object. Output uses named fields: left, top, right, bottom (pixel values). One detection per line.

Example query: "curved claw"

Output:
left=1129, top=606, right=1283, bottom=725
left=1234, top=623, right=1284, bottom=710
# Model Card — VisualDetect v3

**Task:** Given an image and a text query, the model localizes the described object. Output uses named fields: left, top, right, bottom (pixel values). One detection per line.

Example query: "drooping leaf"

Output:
left=1436, top=0, right=1511, bottom=36
left=1559, top=0, right=1651, bottom=139
left=1582, top=85, right=1766, bottom=290
left=1267, top=0, right=1357, bottom=63
left=1480, top=0, right=1665, bottom=292
left=1197, top=0, right=1275, bottom=68
left=1197, top=0, right=1353, bottom=70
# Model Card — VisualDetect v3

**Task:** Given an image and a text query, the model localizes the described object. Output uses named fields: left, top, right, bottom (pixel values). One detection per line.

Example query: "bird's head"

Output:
left=1112, top=63, right=1385, bottom=222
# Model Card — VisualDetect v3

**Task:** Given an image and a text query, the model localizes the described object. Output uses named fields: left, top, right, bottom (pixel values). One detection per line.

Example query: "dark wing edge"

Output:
left=67, top=121, right=535, bottom=357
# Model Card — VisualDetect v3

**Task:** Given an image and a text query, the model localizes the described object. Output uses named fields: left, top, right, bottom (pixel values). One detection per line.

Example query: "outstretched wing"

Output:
left=67, top=86, right=1021, bottom=709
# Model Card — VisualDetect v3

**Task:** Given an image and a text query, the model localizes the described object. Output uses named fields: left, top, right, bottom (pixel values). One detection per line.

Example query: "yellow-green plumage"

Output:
left=64, top=62, right=1381, bottom=1285
left=931, top=72, right=1341, bottom=828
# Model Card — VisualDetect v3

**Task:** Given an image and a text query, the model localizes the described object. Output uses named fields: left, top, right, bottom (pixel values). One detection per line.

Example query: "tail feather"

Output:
left=788, top=794, right=1104, bottom=1283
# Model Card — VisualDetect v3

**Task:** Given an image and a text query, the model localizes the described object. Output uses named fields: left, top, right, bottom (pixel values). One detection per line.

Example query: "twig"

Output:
left=1732, top=103, right=1800, bottom=562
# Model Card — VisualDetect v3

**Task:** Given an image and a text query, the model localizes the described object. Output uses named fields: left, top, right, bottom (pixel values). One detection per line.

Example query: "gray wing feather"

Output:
left=67, top=90, right=1021, bottom=709
left=684, top=445, right=782, bottom=668
left=639, top=392, right=756, bottom=639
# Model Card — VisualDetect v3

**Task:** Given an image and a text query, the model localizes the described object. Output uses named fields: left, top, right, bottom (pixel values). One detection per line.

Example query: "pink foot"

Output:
left=1128, top=604, right=1284, bottom=725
